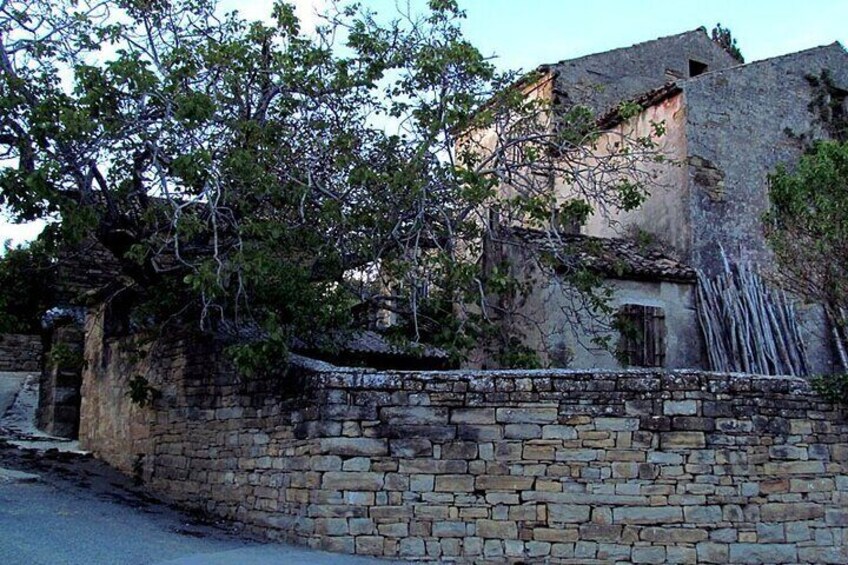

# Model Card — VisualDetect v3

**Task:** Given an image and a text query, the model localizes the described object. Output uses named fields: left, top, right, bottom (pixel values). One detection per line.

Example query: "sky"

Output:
left=226, top=0, right=848, bottom=73
left=3, top=0, right=847, bottom=246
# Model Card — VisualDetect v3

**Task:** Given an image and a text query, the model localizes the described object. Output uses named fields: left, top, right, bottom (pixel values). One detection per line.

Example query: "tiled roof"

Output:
left=294, top=330, right=450, bottom=360
left=509, top=227, right=696, bottom=283
left=595, top=82, right=682, bottom=130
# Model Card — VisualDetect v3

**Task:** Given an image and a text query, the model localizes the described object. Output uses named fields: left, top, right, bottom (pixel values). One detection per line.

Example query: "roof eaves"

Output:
left=595, top=82, right=682, bottom=130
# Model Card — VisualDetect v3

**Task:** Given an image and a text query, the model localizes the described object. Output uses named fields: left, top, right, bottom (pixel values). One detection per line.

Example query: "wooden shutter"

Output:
left=617, top=304, right=666, bottom=367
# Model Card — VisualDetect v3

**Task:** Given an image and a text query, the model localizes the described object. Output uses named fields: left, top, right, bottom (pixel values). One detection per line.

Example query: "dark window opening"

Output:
left=617, top=304, right=666, bottom=367
left=689, top=60, right=709, bottom=77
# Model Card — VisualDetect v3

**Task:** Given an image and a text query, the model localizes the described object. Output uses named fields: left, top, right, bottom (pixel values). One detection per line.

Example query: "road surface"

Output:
left=0, top=372, right=404, bottom=565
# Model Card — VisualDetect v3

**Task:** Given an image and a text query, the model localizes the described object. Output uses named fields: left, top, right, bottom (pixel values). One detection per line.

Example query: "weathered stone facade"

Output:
left=539, top=40, right=848, bottom=374
left=80, top=307, right=848, bottom=564
left=546, top=29, right=739, bottom=115
left=682, top=43, right=848, bottom=278
left=0, top=333, right=41, bottom=372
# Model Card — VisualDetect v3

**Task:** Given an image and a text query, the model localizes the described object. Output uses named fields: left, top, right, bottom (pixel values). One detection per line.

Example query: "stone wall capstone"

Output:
left=0, top=333, right=41, bottom=372
left=79, top=308, right=848, bottom=564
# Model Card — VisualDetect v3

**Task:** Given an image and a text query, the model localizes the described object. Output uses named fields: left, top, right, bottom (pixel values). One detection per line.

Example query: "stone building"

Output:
left=486, top=29, right=848, bottom=373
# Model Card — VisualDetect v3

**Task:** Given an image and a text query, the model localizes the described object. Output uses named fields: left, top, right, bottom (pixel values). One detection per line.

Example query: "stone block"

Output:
left=355, top=536, right=385, bottom=555
left=463, top=537, right=483, bottom=556
left=664, top=400, right=698, bottom=415
left=475, top=475, right=534, bottom=491
left=760, top=503, right=824, bottom=522
left=756, top=523, right=785, bottom=543
left=542, top=425, right=577, bottom=440
left=672, top=416, right=715, bottom=431
left=548, top=504, right=591, bottom=523
left=666, top=546, right=697, bottom=564
left=378, top=523, right=408, bottom=538
left=826, top=508, right=848, bottom=526
left=661, top=431, right=706, bottom=449
left=613, top=506, right=683, bottom=525
left=389, top=439, right=432, bottom=458
left=595, top=417, right=640, bottom=431
left=578, top=524, right=622, bottom=541
left=319, top=438, right=388, bottom=457
left=432, top=521, right=466, bottom=538
left=504, top=424, right=542, bottom=439
left=762, top=460, right=825, bottom=475
left=550, top=542, right=575, bottom=558
left=611, top=462, right=638, bottom=479
left=768, top=445, right=807, bottom=460
left=785, top=521, right=810, bottom=542
left=322, top=472, right=384, bottom=491
left=526, top=541, right=551, bottom=558
left=477, top=519, right=518, bottom=539
left=683, top=505, right=722, bottom=524
left=342, top=457, right=371, bottom=471
left=798, top=547, right=848, bottom=564
left=315, top=518, right=349, bottom=536
left=344, top=491, right=375, bottom=506
left=349, top=518, right=375, bottom=536
left=398, top=459, right=467, bottom=474
left=504, top=539, right=524, bottom=557
left=381, top=406, right=449, bottom=425
left=533, top=528, right=579, bottom=543
left=409, top=474, right=434, bottom=492
left=434, top=474, right=474, bottom=492
left=632, top=546, right=666, bottom=564
left=320, top=536, right=355, bottom=554
left=523, top=443, right=555, bottom=460
left=696, top=542, right=728, bottom=564
left=483, top=539, right=503, bottom=557
left=496, top=407, right=558, bottom=424
left=440, top=538, right=461, bottom=557
left=399, top=538, right=426, bottom=557
left=574, top=540, right=598, bottom=559
left=450, top=408, right=495, bottom=424
left=555, top=448, right=599, bottom=462
left=598, top=543, right=631, bottom=561
left=441, top=441, right=477, bottom=460
left=728, top=544, right=797, bottom=564
left=789, top=477, right=834, bottom=493
left=456, top=425, right=503, bottom=442
left=640, top=527, right=708, bottom=543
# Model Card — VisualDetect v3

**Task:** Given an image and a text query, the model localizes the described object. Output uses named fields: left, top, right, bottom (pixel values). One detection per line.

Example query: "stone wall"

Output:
left=37, top=323, right=85, bottom=438
left=550, top=29, right=738, bottom=115
left=683, top=42, right=848, bottom=280
left=80, top=310, right=848, bottom=564
left=0, top=333, right=41, bottom=372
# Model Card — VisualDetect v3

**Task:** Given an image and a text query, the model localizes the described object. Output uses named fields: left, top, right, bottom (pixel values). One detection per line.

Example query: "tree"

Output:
left=710, top=23, right=744, bottom=63
left=0, top=0, right=665, bottom=368
left=764, top=140, right=848, bottom=369
left=0, top=241, right=55, bottom=333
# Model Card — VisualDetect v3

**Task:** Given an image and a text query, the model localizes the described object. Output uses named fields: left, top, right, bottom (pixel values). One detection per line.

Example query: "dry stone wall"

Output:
left=79, top=314, right=848, bottom=564
left=0, top=333, right=41, bottom=372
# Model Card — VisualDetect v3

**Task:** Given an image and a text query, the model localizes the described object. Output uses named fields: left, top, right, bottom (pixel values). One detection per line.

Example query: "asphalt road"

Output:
left=0, top=373, right=404, bottom=565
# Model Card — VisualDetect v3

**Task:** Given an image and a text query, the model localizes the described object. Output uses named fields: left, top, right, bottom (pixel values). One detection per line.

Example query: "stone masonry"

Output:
left=38, top=323, right=84, bottom=438
left=0, top=333, right=41, bottom=372
left=79, top=308, right=848, bottom=564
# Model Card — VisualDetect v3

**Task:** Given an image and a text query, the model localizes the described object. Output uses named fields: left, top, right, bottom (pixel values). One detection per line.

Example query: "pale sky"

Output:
left=3, top=0, right=847, bottom=246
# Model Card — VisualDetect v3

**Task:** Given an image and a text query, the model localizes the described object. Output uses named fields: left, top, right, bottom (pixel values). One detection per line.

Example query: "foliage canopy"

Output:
left=0, top=0, right=664, bottom=368
left=765, top=140, right=848, bottom=369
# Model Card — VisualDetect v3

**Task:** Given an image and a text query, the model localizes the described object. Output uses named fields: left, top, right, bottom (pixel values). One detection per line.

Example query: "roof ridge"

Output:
left=538, top=28, right=709, bottom=70
left=681, top=41, right=847, bottom=82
